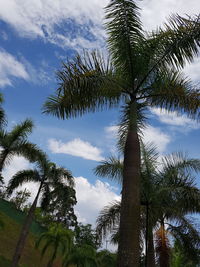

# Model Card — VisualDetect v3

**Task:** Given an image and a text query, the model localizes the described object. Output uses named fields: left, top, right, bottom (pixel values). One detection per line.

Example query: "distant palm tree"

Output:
left=35, top=223, right=73, bottom=267
left=0, top=119, right=43, bottom=183
left=96, top=249, right=117, bottom=267
left=63, top=244, right=97, bottom=267
left=8, top=155, right=74, bottom=267
left=44, top=0, right=200, bottom=264
left=95, top=144, right=200, bottom=266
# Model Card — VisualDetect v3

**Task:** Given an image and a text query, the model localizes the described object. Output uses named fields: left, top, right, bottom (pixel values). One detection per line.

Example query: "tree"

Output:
left=44, top=183, right=77, bottom=228
left=7, top=155, right=74, bottom=267
left=35, top=223, right=73, bottom=267
left=63, top=244, right=97, bottom=267
left=95, top=145, right=200, bottom=266
left=43, top=0, right=200, bottom=264
left=10, top=188, right=31, bottom=210
left=75, top=223, right=100, bottom=249
left=0, top=119, right=43, bottom=183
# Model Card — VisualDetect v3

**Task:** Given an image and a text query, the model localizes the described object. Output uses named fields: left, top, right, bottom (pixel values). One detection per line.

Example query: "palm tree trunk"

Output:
left=156, top=221, right=170, bottom=267
left=117, top=102, right=141, bottom=266
left=11, top=182, right=43, bottom=267
left=147, top=225, right=155, bottom=267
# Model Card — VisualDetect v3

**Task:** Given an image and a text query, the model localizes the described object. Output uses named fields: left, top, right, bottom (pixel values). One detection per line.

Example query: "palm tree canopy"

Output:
left=95, top=145, right=200, bottom=243
left=35, top=223, right=73, bottom=259
left=43, top=1, right=200, bottom=122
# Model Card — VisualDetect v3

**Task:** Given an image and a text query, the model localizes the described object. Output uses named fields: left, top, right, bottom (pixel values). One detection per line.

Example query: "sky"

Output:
left=0, top=0, right=200, bottom=236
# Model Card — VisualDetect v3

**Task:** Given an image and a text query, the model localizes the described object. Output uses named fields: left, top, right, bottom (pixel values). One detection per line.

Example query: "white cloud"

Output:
left=0, top=49, right=29, bottom=87
left=0, top=0, right=109, bottom=50
left=142, top=125, right=171, bottom=153
left=140, top=0, right=200, bottom=30
left=151, top=107, right=200, bottom=130
left=0, top=0, right=199, bottom=51
left=48, top=138, right=104, bottom=161
left=74, top=176, right=120, bottom=225
left=184, top=57, right=200, bottom=82
left=2, top=156, right=31, bottom=184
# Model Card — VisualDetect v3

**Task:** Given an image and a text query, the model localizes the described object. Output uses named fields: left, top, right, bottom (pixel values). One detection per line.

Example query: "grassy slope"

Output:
left=0, top=200, right=61, bottom=267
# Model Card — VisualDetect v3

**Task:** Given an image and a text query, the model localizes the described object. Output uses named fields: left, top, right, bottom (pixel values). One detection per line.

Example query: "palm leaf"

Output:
left=43, top=51, right=123, bottom=119
left=7, top=169, right=40, bottom=195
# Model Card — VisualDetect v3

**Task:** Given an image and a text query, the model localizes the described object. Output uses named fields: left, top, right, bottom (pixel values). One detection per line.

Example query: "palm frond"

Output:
left=7, top=119, right=34, bottom=144
left=168, top=216, right=200, bottom=262
left=146, top=69, right=200, bottom=119
left=43, top=51, right=123, bottom=119
left=94, top=156, right=123, bottom=184
left=151, top=14, right=200, bottom=69
left=105, top=0, right=143, bottom=85
left=7, top=169, right=40, bottom=195
left=96, top=201, right=120, bottom=242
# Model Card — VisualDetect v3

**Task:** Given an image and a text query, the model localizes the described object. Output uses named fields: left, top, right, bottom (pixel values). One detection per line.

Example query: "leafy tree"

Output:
left=10, top=188, right=31, bottom=210
left=44, top=183, right=77, bottom=228
left=95, top=145, right=200, bottom=266
left=44, top=0, right=200, bottom=264
left=7, top=154, right=74, bottom=267
left=75, top=223, right=100, bottom=249
left=35, top=223, right=73, bottom=267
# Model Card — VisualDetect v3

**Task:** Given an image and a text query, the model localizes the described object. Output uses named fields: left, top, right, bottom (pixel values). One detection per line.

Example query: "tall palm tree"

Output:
left=43, top=0, right=200, bottom=264
left=7, top=155, right=74, bottom=267
left=0, top=119, right=43, bottom=183
left=95, top=145, right=200, bottom=266
left=35, top=223, right=73, bottom=267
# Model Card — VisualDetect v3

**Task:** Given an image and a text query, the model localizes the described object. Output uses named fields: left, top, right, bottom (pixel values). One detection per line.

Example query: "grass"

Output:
left=0, top=199, right=61, bottom=267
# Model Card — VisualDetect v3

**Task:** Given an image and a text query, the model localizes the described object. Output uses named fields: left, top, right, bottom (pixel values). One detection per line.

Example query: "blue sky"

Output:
left=0, top=0, right=200, bottom=228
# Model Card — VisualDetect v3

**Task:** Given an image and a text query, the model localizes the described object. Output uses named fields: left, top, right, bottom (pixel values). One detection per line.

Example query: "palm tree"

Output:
left=43, top=0, right=200, bottom=264
left=95, top=145, right=200, bottom=266
left=7, top=155, right=74, bottom=267
left=63, top=244, right=97, bottom=267
left=35, top=223, right=73, bottom=267
left=96, top=250, right=117, bottom=267
left=0, top=119, right=43, bottom=183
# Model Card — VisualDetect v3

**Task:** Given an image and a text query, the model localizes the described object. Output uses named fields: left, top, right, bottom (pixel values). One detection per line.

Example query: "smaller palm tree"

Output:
left=8, top=155, right=74, bottom=267
left=63, top=244, right=97, bottom=267
left=36, top=223, right=73, bottom=267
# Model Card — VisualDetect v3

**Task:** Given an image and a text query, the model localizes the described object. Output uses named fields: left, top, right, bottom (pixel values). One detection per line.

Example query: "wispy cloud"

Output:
left=142, top=125, right=171, bottom=153
left=151, top=107, right=199, bottom=130
left=0, top=49, right=29, bottom=87
left=48, top=138, right=104, bottom=161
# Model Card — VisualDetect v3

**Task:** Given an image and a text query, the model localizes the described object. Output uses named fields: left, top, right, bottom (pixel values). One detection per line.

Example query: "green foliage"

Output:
left=35, top=223, right=73, bottom=266
left=75, top=223, right=100, bottom=249
left=10, top=189, right=31, bottom=211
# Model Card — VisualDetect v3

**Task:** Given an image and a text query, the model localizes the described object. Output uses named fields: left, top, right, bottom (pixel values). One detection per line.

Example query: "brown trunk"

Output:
left=117, top=102, right=141, bottom=266
left=147, top=225, right=156, bottom=267
left=11, top=182, right=43, bottom=267
left=156, top=222, right=170, bottom=267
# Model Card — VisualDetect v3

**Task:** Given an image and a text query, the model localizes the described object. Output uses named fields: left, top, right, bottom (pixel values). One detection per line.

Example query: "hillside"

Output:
left=0, top=198, right=60, bottom=267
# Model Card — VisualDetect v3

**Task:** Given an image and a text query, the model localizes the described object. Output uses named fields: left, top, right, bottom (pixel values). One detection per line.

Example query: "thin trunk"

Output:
left=0, top=150, right=8, bottom=182
left=117, top=102, right=141, bottom=266
left=11, top=182, right=43, bottom=267
left=145, top=203, right=149, bottom=267
left=147, top=224, right=156, bottom=267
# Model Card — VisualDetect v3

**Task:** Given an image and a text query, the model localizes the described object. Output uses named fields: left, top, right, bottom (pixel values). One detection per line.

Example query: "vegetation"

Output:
left=44, top=0, right=200, bottom=264
left=95, top=143, right=200, bottom=266
left=0, top=0, right=200, bottom=266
